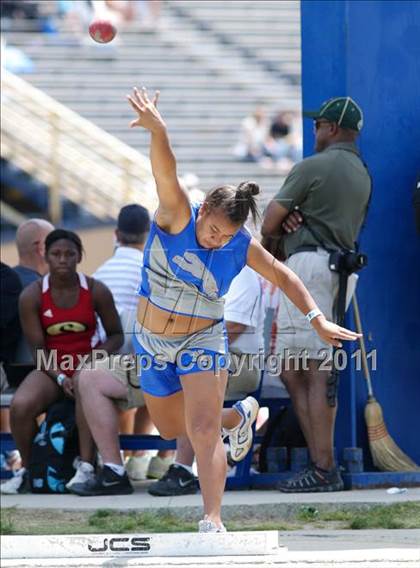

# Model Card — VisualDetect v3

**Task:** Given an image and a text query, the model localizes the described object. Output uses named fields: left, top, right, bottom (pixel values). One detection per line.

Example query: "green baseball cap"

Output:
left=303, top=96, right=364, bottom=131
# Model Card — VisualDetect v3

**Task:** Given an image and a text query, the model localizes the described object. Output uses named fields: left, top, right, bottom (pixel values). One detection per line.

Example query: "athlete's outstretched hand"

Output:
left=312, top=316, right=361, bottom=348
left=126, top=87, right=164, bottom=133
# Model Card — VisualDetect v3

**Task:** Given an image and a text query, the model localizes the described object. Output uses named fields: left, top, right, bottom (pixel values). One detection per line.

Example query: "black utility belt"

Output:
left=289, top=245, right=368, bottom=275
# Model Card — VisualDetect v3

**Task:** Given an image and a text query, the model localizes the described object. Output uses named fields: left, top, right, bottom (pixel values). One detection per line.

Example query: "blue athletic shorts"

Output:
left=132, top=321, right=229, bottom=397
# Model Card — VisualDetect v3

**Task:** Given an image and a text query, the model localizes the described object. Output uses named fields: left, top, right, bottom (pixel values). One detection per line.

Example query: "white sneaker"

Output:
left=224, top=396, right=259, bottom=462
left=66, top=459, right=95, bottom=490
left=126, top=455, right=151, bottom=481
left=6, top=450, right=22, bottom=471
left=147, top=455, right=174, bottom=480
left=0, top=468, right=28, bottom=494
left=198, top=518, right=227, bottom=533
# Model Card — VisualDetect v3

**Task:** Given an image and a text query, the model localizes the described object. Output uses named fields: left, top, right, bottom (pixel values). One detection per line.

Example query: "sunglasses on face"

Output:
left=314, top=120, right=332, bottom=131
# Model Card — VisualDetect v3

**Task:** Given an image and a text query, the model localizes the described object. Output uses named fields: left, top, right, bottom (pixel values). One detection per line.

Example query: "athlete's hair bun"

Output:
left=205, top=180, right=261, bottom=226
left=236, top=181, right=260, bottom=197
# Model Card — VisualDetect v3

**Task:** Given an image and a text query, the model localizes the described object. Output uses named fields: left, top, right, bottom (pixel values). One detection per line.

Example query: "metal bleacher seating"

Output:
left=2, top=0, right=301, bottom=213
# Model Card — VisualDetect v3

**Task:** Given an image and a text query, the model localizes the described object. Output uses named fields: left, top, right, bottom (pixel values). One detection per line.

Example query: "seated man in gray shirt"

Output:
left=12, top=219, right=54, bottom=366
left=262, top=97, right=371, bottom=492
left=14, top=219, right=54, bottom=289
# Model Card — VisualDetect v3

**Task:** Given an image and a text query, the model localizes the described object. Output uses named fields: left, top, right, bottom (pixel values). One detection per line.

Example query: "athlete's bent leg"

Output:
left=143, top=391, right=186, bottom=440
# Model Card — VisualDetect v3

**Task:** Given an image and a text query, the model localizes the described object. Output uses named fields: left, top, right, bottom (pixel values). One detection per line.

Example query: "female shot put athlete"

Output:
left=127, top=88, right=360, bottom=532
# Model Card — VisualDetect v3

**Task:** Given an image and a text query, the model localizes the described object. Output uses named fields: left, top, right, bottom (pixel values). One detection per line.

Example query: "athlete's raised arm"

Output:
left=127, top=87, right=190, bottom=232
left=247, top=238, right=361, bottom=347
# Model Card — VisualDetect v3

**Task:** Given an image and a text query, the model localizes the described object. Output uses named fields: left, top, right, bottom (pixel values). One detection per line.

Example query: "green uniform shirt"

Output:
left=274, top=142, right=371, bottom=258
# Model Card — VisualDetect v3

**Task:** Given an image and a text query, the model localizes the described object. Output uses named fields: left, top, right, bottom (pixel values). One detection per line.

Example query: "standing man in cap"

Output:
left=262, top=97, right=371, bottom=492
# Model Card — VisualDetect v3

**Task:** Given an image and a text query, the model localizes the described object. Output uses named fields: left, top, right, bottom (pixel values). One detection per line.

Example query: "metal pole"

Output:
left=49, top=112, right=62, bottom=225
left=122, top=157, right=132, bottom=205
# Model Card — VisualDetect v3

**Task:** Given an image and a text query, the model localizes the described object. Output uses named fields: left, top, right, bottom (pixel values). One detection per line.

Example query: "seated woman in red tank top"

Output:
left=1, top=230, right=123, bottom=494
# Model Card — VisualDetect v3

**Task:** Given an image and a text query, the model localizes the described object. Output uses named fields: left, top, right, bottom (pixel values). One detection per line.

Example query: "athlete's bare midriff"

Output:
left=137, top=295, right=217, bottom=337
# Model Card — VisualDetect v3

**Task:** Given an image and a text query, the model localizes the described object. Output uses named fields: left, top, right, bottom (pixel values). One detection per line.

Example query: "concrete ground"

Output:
left=2, top=483, right=419, bottom=514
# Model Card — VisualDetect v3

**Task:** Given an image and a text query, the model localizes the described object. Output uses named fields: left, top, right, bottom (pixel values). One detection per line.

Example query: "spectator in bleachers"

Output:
left=0, top=263, right=23, bottom=473
left=0, top=229, right=123, bottom=494
left=1, top=1, right=40, bottom=21
left=91, top=204, right=174, bottom=483
left=108, top=0, right=162, bottom=29
left=263, top=111, right=302, bottom=172
left=148, top=265, right=266, bottom=496
left=1, top=1, right=58, bottom=34
left=55, top=1, right=116, bottom=41
left=61, top=0, right=163, bottom=30
left=104, top=0, right=132, bottom=23
left=55, top=0, right=94, bottom=34
left=233, top=105, right=270, bottom=163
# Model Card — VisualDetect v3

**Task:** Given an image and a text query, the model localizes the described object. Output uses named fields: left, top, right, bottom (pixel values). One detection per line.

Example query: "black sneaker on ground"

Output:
left=277, top=465, right=344, bottom=493
left=148, top=464, right=199, bottom=497
left=68, top=465, right=134, bottom=496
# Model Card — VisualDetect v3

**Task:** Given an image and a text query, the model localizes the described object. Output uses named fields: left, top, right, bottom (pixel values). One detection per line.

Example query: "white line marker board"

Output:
left=2, top=531, right=285, bottom=559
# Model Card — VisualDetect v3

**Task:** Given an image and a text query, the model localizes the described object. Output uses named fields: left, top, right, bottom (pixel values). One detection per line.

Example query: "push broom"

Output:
left=352, top=293, right=419, bottom=471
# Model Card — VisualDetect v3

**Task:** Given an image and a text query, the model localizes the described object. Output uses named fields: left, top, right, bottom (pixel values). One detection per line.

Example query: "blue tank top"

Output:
left=139, top=203, right=252, bottom=320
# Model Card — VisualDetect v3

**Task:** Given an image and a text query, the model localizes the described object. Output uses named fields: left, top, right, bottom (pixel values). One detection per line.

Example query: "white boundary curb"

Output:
left=1, top=531, right=285, bottom=559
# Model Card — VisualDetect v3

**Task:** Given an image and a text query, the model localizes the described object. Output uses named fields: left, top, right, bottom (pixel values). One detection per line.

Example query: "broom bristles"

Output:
left=365, top=398, right=419, bottom=472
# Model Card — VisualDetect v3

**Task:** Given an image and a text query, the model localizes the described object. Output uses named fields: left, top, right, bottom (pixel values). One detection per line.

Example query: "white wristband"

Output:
left=56, top=373, right=67, bottom=387
left=306, top=308, right=323, bottom=323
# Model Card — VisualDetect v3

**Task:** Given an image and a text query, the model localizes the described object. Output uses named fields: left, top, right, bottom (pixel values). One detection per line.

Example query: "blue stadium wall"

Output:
left=300, top=0, right=420, bottom=467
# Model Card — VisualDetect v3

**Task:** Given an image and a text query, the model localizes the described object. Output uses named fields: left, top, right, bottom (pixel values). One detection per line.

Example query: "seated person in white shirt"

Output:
left=93, top=204, right=150, bottom=325
left=148, top=265, right=266, bottom=496
left=224, top=266, right=265, bottom=400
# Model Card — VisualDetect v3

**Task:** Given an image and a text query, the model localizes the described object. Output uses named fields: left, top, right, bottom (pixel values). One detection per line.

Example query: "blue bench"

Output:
left=0, top=373, right=292, bottom=487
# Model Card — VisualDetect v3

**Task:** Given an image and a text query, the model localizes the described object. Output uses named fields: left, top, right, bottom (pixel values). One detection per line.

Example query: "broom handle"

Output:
left=352, top=292, right=374, bottom=398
